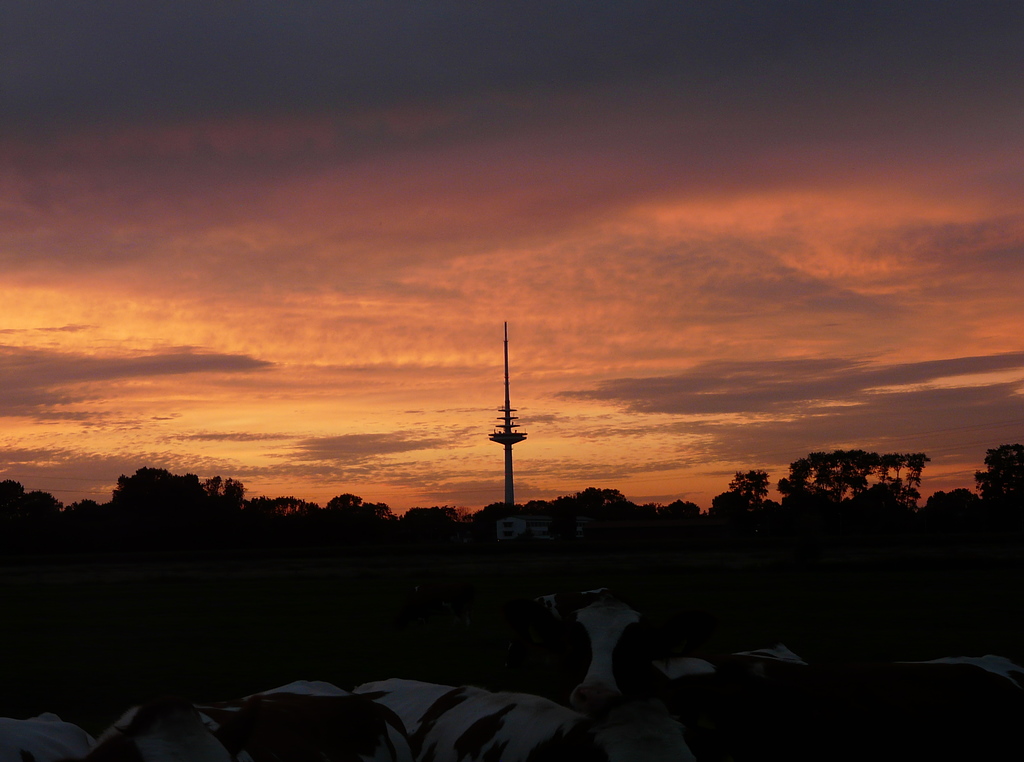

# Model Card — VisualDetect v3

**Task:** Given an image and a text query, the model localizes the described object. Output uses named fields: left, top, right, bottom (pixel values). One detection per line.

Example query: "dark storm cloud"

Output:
left=0, top=344, right=272, bottom=415
left=3, top=1, right=1021, bottom=130
left=561, top=352, right=1024, bottom=415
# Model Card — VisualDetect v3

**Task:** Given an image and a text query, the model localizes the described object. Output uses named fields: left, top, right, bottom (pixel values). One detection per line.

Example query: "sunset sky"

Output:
left=2, top=1, right=1023, bottom=512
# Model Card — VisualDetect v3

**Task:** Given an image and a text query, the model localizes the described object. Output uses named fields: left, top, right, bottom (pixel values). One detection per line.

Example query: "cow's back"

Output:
left=664, top=655, right=1024, bottom=762
left=199, top=682, right=412, bottom=762
left=355, top=678, right=695, bottom=762
left=0, top=714, right=95, bottom=762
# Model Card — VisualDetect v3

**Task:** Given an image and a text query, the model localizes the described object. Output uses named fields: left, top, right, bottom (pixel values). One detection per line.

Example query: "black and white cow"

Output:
left=79, top=681, right=412, bottom=762
left=70, top=698, right=238, bottom=762
left=660, top=652, right=1024, bottom=762
left=531, top=588, right=618, bottom=620
left=394, top=583, right=475, bottom=629
left=654, top=642, right=808, bottom=681
left=506, top=587, right=1024, bottom=760
left=502, top=590, right=716, bottom=715
left=197, top=680, right=413, bottom=762
left=0, top=713, right=94, bottom=762
left=504, top=588, right=617, bottom=668
left=354, top=678, right=697, bottom=762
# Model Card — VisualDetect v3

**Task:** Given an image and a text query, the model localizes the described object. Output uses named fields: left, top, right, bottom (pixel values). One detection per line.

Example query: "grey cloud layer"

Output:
left=562, top=352, right=1024, bottom=415
left=4, top=2, right=1021, bottom=130
left=0, top=345, right=272, bottom=416
left=561, top=353, right=1024, bottom=486
left=680, top=383, right=1024, bottom=486
left=289, top=433, right=451, bottom=462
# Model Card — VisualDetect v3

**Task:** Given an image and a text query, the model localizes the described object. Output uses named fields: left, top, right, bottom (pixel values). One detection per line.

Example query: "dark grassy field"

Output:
left=2, top=538, right=1023, bottom=735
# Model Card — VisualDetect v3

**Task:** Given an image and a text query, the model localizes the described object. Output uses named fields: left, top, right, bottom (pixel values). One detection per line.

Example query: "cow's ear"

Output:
left=655, top=610, right=718, bottom=657
left=213, top=695, right=261, bottom=757
left=502, top=599, right=565, bottom=651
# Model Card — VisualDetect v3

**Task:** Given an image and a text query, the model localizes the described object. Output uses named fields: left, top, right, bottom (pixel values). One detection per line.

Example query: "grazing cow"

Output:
left=905, top=652, right=1024, bottom=684
left=394, top=582, right=475, bottom=629
left=0, top=714, right=94, bottom=762
left=532, top=588, right=616, bottom=620
left=354, top=678, right=697, bottom=762
left=503, top=590, right=716, bottom=715
left=661, top=652, right=1024, bottom=762
left=654, top=642, right=808, bottom=680
left=78, top=681, right=412, bottom=762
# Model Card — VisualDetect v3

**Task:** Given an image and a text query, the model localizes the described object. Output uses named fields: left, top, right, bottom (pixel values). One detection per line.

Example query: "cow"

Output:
left=654, top=642, right=808, bottom=680
left=0, top=714, right=94, bottom=762
left=504, top=588, right=616, bottom=668
left=532, top=588, right=616, bottom=620
left=76, top=681, right=412, bottom=762
left=197, top=680, right=413, bottom=762
left=394, top=582, right=475, bottom=629
left=660, top=652, right=1024, bottom=762
left=502, top=589, right=716, bottom=715
left=353, top=678, right=698, bottom=762
left=65, top=698, right=239, bottom=762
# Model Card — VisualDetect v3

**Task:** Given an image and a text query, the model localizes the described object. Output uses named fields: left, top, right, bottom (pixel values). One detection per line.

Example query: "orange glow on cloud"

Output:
left=3, top=29, right=1023, bottom=513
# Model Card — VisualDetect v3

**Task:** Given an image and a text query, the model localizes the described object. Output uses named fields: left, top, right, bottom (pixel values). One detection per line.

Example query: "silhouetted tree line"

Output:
left=0, top=466, right=472, bottom=553
left=710, top=445, right=1024, bottom=539
left=468, top=487, right=701, bottom=542
left=0, top=444, right=1022, bottom=554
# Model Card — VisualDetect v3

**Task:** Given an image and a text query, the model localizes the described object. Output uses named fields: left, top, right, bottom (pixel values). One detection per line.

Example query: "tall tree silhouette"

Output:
left=975, top=444, right=1024, bottom=530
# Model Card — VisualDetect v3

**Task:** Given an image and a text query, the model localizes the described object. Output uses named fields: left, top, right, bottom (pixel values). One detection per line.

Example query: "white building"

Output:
left=496, top=515, right=591, bottom=541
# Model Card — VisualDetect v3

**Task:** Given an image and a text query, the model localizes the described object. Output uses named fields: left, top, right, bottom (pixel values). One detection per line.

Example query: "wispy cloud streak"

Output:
left=562, top=353, right=1024, bottom=415
left=0, top=345, right=272, bottom=416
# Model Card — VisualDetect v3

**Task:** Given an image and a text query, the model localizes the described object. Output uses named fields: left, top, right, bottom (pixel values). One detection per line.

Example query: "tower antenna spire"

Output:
left=489, top=322, right=527, bottom=505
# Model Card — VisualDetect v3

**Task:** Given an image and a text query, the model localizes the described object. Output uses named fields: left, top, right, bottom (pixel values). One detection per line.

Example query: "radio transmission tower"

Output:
left=489, top=322, right=527, bottom=506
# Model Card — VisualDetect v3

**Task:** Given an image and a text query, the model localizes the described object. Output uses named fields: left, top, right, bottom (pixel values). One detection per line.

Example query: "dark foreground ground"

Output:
left=2, top=535, right=1022, bottom=734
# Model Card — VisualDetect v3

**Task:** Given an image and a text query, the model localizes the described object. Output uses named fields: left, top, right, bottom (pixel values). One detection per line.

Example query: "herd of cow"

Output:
left=4, top=584, right=1023, bottom=762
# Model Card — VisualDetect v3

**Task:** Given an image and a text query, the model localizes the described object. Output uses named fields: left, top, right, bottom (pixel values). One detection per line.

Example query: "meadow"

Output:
left=2, top=538, right=1022, bottom=735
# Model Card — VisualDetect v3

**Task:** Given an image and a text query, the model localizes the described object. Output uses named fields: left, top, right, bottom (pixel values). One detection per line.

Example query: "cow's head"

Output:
left=503, top=592, right=716, bottom=715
